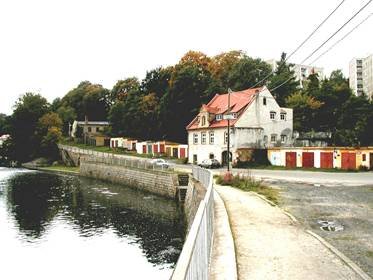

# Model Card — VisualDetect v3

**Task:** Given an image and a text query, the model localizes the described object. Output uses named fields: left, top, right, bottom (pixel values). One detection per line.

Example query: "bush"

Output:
left=215, top=173, right=279, bottom=204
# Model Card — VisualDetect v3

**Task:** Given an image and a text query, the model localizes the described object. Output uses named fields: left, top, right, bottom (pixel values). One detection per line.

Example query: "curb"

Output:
left=209, top=189, right=238, bottom=280
left=306, top=230, right=372, bottom=280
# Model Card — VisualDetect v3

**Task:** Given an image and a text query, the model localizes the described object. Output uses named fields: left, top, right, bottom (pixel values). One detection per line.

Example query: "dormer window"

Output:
left=263, top=97, right=267, bottom=105
left=201, top=116, right=206, bottom=126
left=216, top=114, right=222, bottom=121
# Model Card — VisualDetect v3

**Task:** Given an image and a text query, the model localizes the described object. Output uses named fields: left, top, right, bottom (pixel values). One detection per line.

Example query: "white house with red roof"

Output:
left=186, top=86, right=293, bottom=165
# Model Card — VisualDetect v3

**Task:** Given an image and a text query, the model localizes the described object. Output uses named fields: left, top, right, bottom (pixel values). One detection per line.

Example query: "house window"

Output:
left=281, top=135, right=286, bottom=143
left=280, top=113, right=286, bottom=120
left=201, top=132, right=206, bottom=144
left=193, top=133, right=198, bottom=144
left=216, top=114, right=222, bottom=121
left=263, top=135, right=268, bottom=143
left=232, top=113, right=237, bottom=119
left=271, top=134, right=277, bottom=143
left=201, top=116, right=206, bottom=126
left=362, top=154, right=366, bottom=161
left=270, top=111, right=276, bottom=120
left=263, top=97, right=267, bottom=105
left=209, top=131, right=215, bottom=144
left=88, top=127, right=92, bottom=132
left=224, top=131, right=228, bottom=144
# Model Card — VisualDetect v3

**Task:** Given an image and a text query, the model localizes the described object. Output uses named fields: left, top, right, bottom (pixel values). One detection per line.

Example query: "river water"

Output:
left=0, top=167, right=185, bottom=280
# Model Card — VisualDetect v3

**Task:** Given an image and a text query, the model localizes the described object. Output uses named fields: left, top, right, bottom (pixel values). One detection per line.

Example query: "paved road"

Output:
left=215, top=185, right=360, bottom=280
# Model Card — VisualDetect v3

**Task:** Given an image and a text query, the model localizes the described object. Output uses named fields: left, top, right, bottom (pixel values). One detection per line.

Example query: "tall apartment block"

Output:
left=349, top=55, right=373, bottom=99
left=266, top=59, right=324, bottom=88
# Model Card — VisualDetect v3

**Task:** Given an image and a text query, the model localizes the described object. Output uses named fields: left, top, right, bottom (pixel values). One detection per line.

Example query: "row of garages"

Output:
left=268, top=147, right=373, bottom=170
left=110, top=138, right=188, bottom=159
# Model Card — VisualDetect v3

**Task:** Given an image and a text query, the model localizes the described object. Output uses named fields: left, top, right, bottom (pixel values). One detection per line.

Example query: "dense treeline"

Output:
left=1, top=50, right=373, bottom=163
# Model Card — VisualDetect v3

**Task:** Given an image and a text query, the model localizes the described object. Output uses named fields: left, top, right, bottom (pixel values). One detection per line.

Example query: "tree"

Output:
left=227, top=56, right=272, bottom=91
left=208, top=50, right=244, bottom=90
left=0, top=113, right=10, bottom=135
left=56, top=106, right=76, bottom=135
left=140, top=67, right=172, bottom=99
left=61, top=81, right=109, bottom=121
left=269, top=53, right=299, bottom=106
left=159, top=63, right=214, bottom=142
left=36, top=112, right=63, bottom=159
left=9, top=93, right=50, bottom=162
left=286, top=92, right=323, bottom=132
left=110, top=77, right=140, bottom=104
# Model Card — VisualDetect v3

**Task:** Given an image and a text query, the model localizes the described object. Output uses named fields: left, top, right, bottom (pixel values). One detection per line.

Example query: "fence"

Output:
left=58, top=144, right=172, bottom=172
left=171, top=166, right=214, bottom=280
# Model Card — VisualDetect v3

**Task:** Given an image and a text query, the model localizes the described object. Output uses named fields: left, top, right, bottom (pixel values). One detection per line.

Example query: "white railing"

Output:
left=171, top=166, right=214, bottom=280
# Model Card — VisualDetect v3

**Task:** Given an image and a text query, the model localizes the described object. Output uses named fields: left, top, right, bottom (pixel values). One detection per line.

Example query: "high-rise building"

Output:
left=349, top=55, right=373, bottom=99
left=266, top=59, right=324, bottom=88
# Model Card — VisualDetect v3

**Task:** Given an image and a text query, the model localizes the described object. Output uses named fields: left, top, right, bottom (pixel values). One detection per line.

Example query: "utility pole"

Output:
left=227, top=88, right=232, bottom=172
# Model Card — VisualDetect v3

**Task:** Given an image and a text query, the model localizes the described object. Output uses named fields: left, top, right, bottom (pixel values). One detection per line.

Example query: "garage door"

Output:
left=320, top=152, right=333, bottom=169
left=341, top=153, right=356, bottom=170
left=302, top=152, right=314, bottom=168
left=286, top=152, right=297, bottom=168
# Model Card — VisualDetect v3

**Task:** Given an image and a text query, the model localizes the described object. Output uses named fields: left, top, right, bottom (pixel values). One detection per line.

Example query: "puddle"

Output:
left=318, top=220, right=344, bottom=232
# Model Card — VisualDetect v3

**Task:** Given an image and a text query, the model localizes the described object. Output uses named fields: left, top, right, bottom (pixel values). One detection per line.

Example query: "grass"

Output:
left=366, top=250, right=373, bottom=258
left=215, top=174, right=279, bottom=204
left=39, top=164, right=80, bottom=173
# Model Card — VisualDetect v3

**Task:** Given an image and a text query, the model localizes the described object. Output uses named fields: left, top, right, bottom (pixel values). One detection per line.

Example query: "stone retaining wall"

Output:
left=183, top=176, right=206, bottom=231
left=80, top=160, right=178, bottom=199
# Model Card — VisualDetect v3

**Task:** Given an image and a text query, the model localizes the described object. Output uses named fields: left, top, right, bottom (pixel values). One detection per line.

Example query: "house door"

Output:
left=370, top=153, right=373, bottom=170
left=142, top=145, right=147, bottom=154
left=286, top=152, right=296, bottom=168
left=341, top=153, right=356, bottom=170
left=193, top=154, right=197, bottom=164
left=221, top=151, right=232, bottom=166
left=320, top=152, right=333, bottom=169
left=302, top=152, right=314, bottom=168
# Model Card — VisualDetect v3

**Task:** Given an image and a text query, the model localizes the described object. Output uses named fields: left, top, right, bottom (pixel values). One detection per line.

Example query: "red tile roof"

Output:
left=187, top=87, right=263, bottom=130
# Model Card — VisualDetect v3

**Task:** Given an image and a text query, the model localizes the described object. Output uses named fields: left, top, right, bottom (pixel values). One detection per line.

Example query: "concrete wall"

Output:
left=80, top=160, right=178, bottom=198
left=183, top=176, right=206, bottom=231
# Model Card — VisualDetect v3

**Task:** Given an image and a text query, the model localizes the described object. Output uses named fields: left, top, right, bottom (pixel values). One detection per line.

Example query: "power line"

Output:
left=302, top=0, right=373, bottom=64
left=270, top=0, right=373, bottom=93
left=310, top=13, right=373, bottom=65
left=250, top=0, right=346, bottom=89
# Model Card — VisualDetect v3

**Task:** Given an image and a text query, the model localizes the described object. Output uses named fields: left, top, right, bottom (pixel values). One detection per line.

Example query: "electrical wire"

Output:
left=249, top=0, right=346, bottom=89
left=302, top=0, right=373, bottom=64
left=310, top=12, right=373, bottom=65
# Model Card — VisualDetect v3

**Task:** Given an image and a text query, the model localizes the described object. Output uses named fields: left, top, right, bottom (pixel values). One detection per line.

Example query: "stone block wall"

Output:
left=184, top=176, right=206, bottom=230
left=80, top=160, right=178, bottom=198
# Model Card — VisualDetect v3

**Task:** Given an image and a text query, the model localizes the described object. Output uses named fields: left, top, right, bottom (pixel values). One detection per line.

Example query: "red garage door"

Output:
left=142, top=145, right=147, bottom=154
left=286, top=152, right=296, bottom=168
left=160, top=144, right=165, bottom=153
left=342, top=153, right=356, bottom=170
left=302, top=152, right=314, bottom=168
left=320, top=152, right=333, bottom=169
left=153, top=144, right=158, bottom=154
left=180, top=148, right=186, bottom=158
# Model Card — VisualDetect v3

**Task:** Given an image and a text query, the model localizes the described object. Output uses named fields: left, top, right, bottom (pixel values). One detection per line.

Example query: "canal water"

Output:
left=0, top=167, right=185, bottom=280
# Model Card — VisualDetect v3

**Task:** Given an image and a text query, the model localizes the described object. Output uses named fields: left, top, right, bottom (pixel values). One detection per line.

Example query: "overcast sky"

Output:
left=0, top=0, right=372, bottom=115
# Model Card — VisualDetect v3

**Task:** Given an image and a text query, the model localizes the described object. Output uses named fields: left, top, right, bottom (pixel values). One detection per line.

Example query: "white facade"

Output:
left=266, top=59, right=324, bottom=88
left=110, top=137, right=124, bottom=148
left=349, top=55, right=373, bottom=99
left=187, top=87, right=293, bottom=164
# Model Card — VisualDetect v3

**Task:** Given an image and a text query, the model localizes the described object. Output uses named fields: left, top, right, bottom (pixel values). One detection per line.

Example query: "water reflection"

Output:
left=3, top=171, right=185, bottom=267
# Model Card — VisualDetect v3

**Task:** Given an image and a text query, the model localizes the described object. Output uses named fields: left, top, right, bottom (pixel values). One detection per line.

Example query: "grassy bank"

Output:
left=215, top=174, right=279, bottom=204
